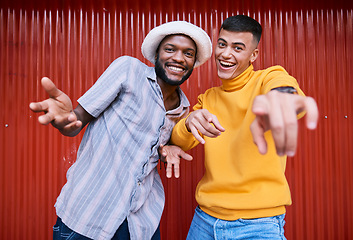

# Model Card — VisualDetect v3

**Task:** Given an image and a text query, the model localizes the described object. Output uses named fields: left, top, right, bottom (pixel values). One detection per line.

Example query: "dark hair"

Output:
left=220, top=15, right=262, bottom=45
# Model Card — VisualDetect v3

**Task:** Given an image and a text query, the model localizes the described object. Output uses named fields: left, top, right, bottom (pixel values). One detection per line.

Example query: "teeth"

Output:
left=220, top=60, right=235, bottom=67
left=168, top=66, right=184, bottom=72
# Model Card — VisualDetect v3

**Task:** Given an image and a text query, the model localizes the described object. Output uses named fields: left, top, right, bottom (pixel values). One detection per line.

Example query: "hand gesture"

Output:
left=29, top=77, right=82, bottom=136
left=185, top=109, right=225, bottom=144
left=159, top=144, right=193, bottom=178
left=250, top=90, right=318, bottom=156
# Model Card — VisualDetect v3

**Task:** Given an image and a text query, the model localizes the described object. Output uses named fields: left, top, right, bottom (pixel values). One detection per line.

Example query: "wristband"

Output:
left=271, top=86, right=298, bottom=94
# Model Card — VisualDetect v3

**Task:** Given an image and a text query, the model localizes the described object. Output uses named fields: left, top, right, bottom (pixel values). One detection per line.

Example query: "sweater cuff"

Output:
left=171, top=117, right=198, bottom=151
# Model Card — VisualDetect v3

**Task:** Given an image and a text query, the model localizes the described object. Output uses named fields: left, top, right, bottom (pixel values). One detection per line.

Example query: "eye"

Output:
left=234, top=45, right=244, bottom=51
left=164, top=47, right=175, bottom=53
left=184, top=51, right=195, bottom=58
left=217, top=42, right=226, bottom=48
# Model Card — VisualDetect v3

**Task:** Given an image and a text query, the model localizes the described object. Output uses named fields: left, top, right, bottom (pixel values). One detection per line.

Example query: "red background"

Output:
left=1, top=0, right=352, bottom=239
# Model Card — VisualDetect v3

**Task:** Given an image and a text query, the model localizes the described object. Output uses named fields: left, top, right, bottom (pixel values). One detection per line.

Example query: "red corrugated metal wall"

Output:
left=1, top=0, right=352, bottom=239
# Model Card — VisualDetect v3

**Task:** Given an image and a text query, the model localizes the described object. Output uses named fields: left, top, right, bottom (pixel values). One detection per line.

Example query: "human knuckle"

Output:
left=285, top=120, right=297, bottom=129
left=272, top=123, right=284, bottom=133
left=189, top=118, right=197, bottom=124
left=269, top=90, right=279, bottom=96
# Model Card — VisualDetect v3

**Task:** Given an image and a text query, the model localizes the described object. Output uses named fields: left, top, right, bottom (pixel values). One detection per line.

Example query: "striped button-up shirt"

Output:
left=55, top=56, right=189, bottom=240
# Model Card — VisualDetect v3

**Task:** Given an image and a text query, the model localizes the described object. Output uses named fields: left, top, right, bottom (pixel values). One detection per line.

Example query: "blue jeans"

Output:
left=53, top=217, right=160, bottom=240
left=186, top=206, right=286, bottom=240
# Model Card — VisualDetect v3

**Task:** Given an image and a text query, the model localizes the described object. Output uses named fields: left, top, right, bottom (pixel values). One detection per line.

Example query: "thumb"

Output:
left=208, top=115, right=225, bottom=132
left=159, top=144, right=167, bottom=157
left=41, top=77, right=63, bottom=98
left=179, top=150, right=193, bottom=161
left=250, top=117, right=268, bottom=155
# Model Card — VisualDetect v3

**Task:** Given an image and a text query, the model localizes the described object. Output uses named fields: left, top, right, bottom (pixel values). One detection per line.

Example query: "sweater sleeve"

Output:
left=261, top=66, right=305, bottom=96
left=170, top=94, right=204, bottom=151
left=261, top=66, right=306, bottom=119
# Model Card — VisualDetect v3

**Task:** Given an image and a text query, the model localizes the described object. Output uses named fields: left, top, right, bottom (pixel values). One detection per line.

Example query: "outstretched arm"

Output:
left=159, top=144, right=193, bottom=178
left=29, top=77, right=93, bottom=136
left=250, top=90, right=318, bottom=156
left=185, top=109, right=225, bottom=144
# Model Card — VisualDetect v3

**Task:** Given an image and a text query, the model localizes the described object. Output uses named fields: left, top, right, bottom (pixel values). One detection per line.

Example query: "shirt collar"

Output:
left=146, top=66, right=190, bottom=113
left=146, top=66, right=157, bottom=81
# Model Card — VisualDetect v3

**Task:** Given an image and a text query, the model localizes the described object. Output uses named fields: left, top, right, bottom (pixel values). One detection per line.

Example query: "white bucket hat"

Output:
left=141, top=21, right=212, bottom=68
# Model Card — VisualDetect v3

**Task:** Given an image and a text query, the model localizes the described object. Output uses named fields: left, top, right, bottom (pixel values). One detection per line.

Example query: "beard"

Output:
left=154, top=55, right=194, bottom=86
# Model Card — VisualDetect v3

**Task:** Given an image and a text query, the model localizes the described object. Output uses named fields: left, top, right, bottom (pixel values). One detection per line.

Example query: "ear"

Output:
left=250, top=48, right=259, bottom=63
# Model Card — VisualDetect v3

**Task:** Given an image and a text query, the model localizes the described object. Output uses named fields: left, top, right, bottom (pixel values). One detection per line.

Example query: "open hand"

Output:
left=29, top=77, right=82, bottom=135
left=159, top=144, right=193, bottom=178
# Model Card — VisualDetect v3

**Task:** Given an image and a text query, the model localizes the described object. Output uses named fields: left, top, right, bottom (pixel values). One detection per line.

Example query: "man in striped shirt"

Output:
left=29, top=21, right=212, bottom=240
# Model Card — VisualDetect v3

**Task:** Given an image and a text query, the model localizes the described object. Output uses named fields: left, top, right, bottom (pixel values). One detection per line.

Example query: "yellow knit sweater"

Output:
left=171, top=64, right=304, bottom=220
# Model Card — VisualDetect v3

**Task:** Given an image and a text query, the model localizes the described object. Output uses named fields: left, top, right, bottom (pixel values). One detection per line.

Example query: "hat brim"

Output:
left=141, top=21, right=212, bottom=68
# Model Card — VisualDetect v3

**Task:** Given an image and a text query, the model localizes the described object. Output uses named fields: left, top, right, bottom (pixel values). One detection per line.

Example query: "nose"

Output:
left=172, top=50, right=185, bottom=63
left=221, top=47, right=232, bottom=59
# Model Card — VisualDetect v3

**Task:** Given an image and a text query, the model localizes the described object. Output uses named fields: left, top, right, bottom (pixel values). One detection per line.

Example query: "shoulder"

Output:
left=256, top=65, right=300, bottom=93
left=204, top=86, right=223, bottom=95
left=255, top=65, right=289, bottom=76
left=198, top=86, right=222, bottom=100
left=110, top=56, right=149, bottom=69
left=107, top=56, right=153, bottom=80
left=253, top=65, right=294, bottom=84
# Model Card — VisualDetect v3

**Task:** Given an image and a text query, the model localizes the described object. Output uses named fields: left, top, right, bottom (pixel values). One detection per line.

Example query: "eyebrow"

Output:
left=218, top=38, right=246, bottom=48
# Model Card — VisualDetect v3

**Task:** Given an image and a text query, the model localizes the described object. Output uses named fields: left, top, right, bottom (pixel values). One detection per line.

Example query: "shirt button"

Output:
left=137, top=181, right=141, bottom=186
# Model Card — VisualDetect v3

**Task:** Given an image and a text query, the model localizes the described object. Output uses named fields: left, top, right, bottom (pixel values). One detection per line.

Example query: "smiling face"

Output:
left=155, top=34, right=197, bottom=86
left=215, top=29, right=259, bottom=80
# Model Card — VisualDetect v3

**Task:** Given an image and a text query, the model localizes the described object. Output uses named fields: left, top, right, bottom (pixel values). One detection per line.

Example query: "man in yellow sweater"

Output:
left=166, top=15, right=319, bottom=239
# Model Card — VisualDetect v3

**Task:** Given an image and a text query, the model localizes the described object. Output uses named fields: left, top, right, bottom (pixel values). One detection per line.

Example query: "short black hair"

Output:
left=220, top=15, right=262, bottom=45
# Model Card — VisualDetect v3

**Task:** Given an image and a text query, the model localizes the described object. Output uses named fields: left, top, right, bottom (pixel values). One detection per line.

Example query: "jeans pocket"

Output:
left=237, top=216, right=278, bottom=224
left=235, top=215, right=286, bottom=239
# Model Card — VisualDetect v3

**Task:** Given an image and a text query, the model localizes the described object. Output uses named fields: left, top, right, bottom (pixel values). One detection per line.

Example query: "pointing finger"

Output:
left=303, top=97, right=319, bottom=130
left=190, top=126, right=205, bottom=144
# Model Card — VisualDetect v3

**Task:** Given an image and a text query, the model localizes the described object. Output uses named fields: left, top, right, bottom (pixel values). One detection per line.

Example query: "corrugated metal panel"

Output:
left=0, top=0, right=352, bottom=239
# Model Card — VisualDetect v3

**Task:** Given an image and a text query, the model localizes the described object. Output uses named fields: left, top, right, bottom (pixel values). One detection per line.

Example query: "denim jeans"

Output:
left=186, top=206, right=286, bottom=240
left=53, top=217, right=160, bottom=240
